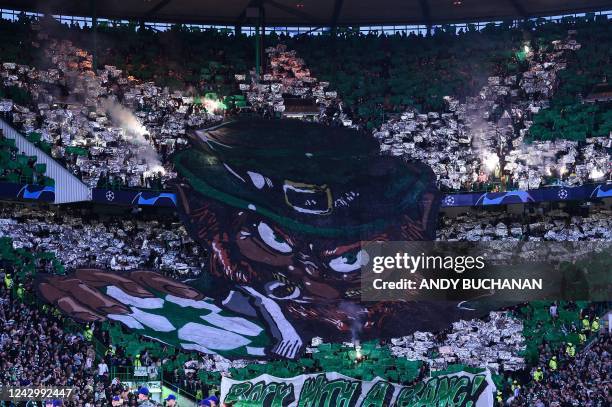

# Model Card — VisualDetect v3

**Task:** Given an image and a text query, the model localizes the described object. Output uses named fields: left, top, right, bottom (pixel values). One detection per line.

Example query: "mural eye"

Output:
left=266, top=281, right=301, bottom=300
left=328, top=250, right=369, bottom=273
left=257, top=221, right=292, bottom=253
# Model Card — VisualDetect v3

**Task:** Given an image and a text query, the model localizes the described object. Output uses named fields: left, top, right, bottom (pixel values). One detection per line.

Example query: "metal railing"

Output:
left=0, top=7, right=610, bottom=36
left=440, top=181, right=610, bottom=195
left=108, top=365, right=199, bottom=402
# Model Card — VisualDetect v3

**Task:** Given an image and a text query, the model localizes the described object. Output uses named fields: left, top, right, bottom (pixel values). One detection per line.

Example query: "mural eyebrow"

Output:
left=320, top=234, right=389, bottom=257
left=321, top=242, right=362, bottom=257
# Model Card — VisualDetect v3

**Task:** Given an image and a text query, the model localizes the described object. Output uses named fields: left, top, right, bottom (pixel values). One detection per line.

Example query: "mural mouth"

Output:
left=344, top=285, right=379, bottom=300
left=344, top=288, right=362, bottom=298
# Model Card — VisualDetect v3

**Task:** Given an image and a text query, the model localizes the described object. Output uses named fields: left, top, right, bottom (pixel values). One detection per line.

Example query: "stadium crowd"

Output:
left=507, top=324, right=610, bottom=406
left=1, top=15, right=610, bottom=193
left=1, top=223, right=610, bottom=406
left=289, top=16, right=612, bottom=139
left=0, top=201, right=608, bottom=281
left=0, top=203, right=203, bottom=276
left=0, top=10, right=610, bottom=407
left=0, top=284, right=98, bottom=406
left=237, top=44, right=348, bottom=125
left=4, top=269, right=608, bottom=406
left=1, top=30, right=223, bottom=189
left=375, top=32, right=609, bottom=192
left=437, top=205, right=612, bottom=241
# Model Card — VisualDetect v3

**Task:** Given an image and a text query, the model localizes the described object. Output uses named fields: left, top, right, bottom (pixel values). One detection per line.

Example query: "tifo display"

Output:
left=0, top=6, right=610, bottom=407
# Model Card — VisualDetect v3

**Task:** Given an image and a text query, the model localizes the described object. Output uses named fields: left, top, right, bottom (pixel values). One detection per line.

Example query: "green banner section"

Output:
left=221, top=370, right=495, bottom=407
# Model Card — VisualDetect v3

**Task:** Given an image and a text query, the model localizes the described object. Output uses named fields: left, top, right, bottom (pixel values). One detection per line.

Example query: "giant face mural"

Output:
left=38, top=119, right=482, bottom=360
left=173, top=119, right=448, bottom=358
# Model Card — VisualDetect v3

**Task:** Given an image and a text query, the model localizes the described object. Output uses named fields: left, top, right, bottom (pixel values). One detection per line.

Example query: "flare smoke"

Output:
left=102, top=99, right=165, bottom=176
left=338, top=301, right=366, bottom=343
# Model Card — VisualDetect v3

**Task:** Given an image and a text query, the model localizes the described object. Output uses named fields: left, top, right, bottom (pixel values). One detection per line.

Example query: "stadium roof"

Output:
left=0, top=0, right=610, bottom=27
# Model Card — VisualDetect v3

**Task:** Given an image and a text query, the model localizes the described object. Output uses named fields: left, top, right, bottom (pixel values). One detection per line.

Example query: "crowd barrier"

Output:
left=1, top=181, right=610, bottom=208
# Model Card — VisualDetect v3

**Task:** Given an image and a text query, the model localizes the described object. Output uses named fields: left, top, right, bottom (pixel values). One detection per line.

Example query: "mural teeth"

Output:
left=345, top=289, right=361, bottom=297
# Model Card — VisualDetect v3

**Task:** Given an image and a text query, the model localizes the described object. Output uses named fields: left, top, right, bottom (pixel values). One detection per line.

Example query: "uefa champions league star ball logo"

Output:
left=443, top=195, right=455, bottom=206
left=558, top=188, right=568, bottom=200
left=106, top=191, right=115, bottom=201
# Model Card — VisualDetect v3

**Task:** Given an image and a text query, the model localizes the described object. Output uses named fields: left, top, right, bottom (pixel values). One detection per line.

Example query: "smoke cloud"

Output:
left=338, top=301, right=367, bottom=343
left=102, top=98, right=165, bottom=176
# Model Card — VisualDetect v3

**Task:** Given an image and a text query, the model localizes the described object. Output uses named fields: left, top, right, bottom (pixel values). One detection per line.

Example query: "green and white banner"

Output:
left=221, top=370, right=495, bottom=407
left=36, top=270, right=272, bottom=359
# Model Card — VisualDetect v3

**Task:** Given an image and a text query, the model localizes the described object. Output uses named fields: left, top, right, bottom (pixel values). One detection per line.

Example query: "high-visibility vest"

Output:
left=4, top=275, right=13, bottom=289
left=496, top=392, right=503, bottom=402
left=579, top=333, right=587, bottom=344
left=16, top=285, right=24, bottom=300
left=548, top=359, right=557, bottom=371
left=134, top=356, right=142, bottom=368
left=566, top=344, right=575, bottom=357
left=582, top=318, right=591, bottom=331
left=84, top=328, right=93, bottom=341
left=591, top=318, right=600, bottom=332
left=533, top=370, right=543, bottom=382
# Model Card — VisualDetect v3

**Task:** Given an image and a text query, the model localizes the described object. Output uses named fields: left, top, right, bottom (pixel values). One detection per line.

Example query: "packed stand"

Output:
left=529, top=16, right=612, bottom=142
left=0, top=238, right=188, bottom=406
left=224, top=339, right=424, bottom=384
left=288, top=16, right=612, bottom=136
left=236, top=44, right=349, bottom=126
left=288, top=24, right=523, bottom=130
left=1, top=230, right=609, bottom=406
left=1, top=21, right=225, bottom=189
left=504, top=302, right=609, bottom=406
left=0, top=238, right=98, bottom=406
left=73, top=22, right=252, bottom=96
left=513, top=334, right=610, bottom=406
left=0, top=285, right=98, bottom=406
left=152, top=337, right=425, bottom=396
left=0, top=14, right=610, bottom=407
left=98, top=326, right=240, bottom=401
left=374, top=31, right=610, bottom=192
left=0, top=202, right=203, bottom=277
left=390, top=311, right=525, bottom=372
left=437, top=205, right=612, bottom=241
left=152, top=301, right=607, bottom=405
left=1, top=16, right=610, bottom=193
